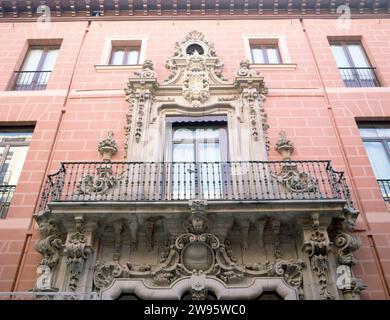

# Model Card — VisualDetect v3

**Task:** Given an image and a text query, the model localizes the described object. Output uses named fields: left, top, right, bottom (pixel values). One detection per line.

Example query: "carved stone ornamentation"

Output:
left=271, top=163, right=318, bottom=193
left=275, top=130, right=294, bottom=160
left=303, top=214, right=334, bottom=300
left=183, top=51, right=210, bottom=107
left=134, top=60, right=157, bottom=79
left=98, top=131, right=118, bottom=161
left=165, top=30, right=226, bottom=83
left=77, top=164, right=122, bottom=196
left=65, top=218, right=91, bottom=291
left=93, top=262, right=123, bottom=290
left=186, top=199, right=208, bottom=234
left=329, top=212, right=367, bottom=299
left=236, top=59, right=259, bottom=77
left=35, top=219, right=63, bottom=269
left=34, top=218, right=63, bottom=291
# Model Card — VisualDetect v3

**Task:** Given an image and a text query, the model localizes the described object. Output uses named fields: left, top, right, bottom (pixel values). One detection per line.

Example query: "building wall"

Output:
left=0, top=18, right=389, bottom=299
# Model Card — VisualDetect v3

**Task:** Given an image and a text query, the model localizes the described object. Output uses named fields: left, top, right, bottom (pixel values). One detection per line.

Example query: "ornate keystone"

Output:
left=275, top=131, right=294, bottom=160
left=98, top=131, right=118, bottom=161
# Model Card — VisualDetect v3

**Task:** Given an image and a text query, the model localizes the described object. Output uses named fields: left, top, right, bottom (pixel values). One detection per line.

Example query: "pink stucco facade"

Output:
left=0, top=7, right=390, bottom=299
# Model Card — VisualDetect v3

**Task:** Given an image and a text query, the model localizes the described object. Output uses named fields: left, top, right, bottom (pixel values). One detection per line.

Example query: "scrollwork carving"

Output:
left=272, top=163, right=318, bottom=193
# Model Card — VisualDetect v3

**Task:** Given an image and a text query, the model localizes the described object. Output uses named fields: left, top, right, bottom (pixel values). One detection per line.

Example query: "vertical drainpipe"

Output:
left=299, top=18, right=390, bottom=299
left=11, top=19, right=92, bottom=293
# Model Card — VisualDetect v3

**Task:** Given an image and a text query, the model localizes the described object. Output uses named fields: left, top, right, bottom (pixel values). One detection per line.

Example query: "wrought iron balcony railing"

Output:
left=0, top=185, right=15, bottom=219
left=38, top=161, right=355, bottom=212
left=338, top=67, right=380, bottom=88
left=11, top=71, right=52, bottom=91
left=377, top=179, right=390, bottom=203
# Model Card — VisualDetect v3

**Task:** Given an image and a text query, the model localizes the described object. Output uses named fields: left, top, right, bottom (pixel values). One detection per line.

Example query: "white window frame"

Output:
left=95, top=37, right=147, bottom=72
left=243, top=35, right=296, bottom=69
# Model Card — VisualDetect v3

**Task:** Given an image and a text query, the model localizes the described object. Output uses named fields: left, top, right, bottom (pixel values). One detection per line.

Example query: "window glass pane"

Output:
left=347, top=44, right=370, bottom=68
left=41, top=48, right=59, bottom=71
left=173, top=143, right=195, bottom=162
left=173, top=128, right=193, bottom=141
left=376, top=129, right=390, bottom=138
left=198, top=142, right=221, bottom=162
left=359, top=128, right=378, bottom=138
left=110, top=49, right=125, bottom=65
left=0, top=131, right=33, bottom=142
left=195, top=128, right=219, bottom=141
left=364, top=142, right=390, bottom=179
left=0, top=146, right=29, bottom=185
left=21, top=48, right=43, bottom=71
left=331, top=45, right=350, bottom=68
left=251, top=47, right=264, bottom=63
left=126, top=49, right=139, bottom=65
left=266, top=47, right=280, bottom=63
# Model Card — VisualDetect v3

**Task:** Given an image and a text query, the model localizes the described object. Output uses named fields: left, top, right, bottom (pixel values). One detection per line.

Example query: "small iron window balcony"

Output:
left=0, top=185, right=15, bottom=219
left=338, top=67, right=380, bottom=88
left=377, top=179, right=390, bottom=203
left=11, top=71, right=52, bottom=91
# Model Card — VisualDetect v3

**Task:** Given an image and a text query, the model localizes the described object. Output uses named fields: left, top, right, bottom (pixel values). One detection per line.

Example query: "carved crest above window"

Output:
left=164, top=30, right=227, bottom=89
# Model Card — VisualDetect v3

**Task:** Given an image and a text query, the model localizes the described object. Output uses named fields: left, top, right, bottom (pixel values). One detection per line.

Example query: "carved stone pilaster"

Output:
left=303, top=213, right=334, bottom=300
left=124, top=61, right=157, bottom=148
left=65, top=217, right=92, bottom=291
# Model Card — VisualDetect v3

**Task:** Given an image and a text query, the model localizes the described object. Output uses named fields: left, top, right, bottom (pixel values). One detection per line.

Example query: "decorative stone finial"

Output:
left=236, top=59, right=259, bottom=77
left=98, top=131, right=118, bottom=161
left=275, top=131, right=294, bottom=160
left=134, top=60, right=157, bottom=78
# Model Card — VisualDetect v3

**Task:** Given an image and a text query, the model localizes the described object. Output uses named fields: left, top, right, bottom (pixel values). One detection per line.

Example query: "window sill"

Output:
left=250, top=63, right=297, bottom=70
left=94, top=64, right=142, bottom=72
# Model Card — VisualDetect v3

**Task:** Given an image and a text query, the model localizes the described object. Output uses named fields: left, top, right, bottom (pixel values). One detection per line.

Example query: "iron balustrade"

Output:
left=11, top=71, right=52, bottom=91
left=38, top=161, right=355, bottom=212
left=338, top=67, right=380, bottom=87
left=377, top=179, right=390, bottom=203
left=0, top=185, right=15, bottom=219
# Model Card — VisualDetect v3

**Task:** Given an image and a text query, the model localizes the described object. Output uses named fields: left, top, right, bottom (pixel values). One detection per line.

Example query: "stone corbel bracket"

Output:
left=33, top=211, right=65, bottom=292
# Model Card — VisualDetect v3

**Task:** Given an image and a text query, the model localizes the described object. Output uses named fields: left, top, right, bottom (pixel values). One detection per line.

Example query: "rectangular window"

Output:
left=330, top=41, right=379, bottom=87
left=0, top=127, right=33, bottom=218
left=110, top=47, right=140, bottom=65
left=165, top=117, right=229, bottom=200
left=358, top=123, right=390, bottom=202
left=12, top=45, right=60, bottom=91
left=250, top=44, right=282, bottom=64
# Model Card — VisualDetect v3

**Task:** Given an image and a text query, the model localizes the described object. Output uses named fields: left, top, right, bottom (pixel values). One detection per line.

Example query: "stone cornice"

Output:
left=0, top=0, right=389, bottom=21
